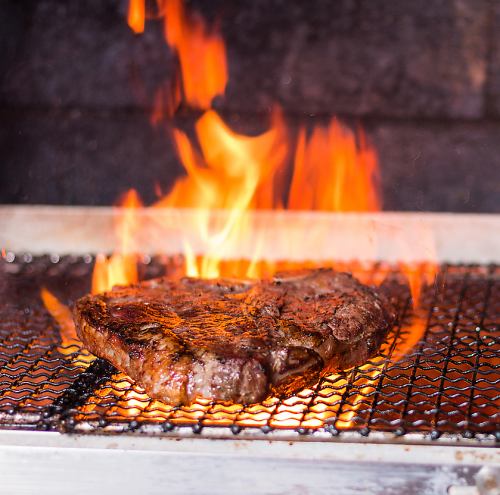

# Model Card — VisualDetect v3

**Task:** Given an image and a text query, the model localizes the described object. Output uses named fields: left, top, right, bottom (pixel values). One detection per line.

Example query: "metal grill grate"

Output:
left=0, top=255, right=498, bottom=443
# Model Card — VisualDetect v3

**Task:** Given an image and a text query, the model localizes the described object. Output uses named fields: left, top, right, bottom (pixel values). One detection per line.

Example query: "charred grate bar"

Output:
left=0, top=255, right=498, bottom=444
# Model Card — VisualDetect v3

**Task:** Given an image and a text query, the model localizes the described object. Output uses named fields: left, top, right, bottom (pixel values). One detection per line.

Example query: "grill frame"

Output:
left=1, top=429, right=497, bottom=495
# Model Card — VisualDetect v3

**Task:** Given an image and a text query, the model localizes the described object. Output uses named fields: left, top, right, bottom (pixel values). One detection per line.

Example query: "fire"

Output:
left=92, top=190, right=142, bottom=294
left=120, top=0, right=383, bottom=282
left=289, top=122, right=379, bottom=212
left=92, top=252, right=138, bottom=294
left=40, top=288, right=78, bottom=346
left=154, top=108, right=287, bottom=277
left=119, top=2, right=439, bottom=293
left=398, top=223, right=439, bottom=307
left=400, top=262, right=438, bottom=308
left=127, top=0, right=145, bottom=34
left=156, top=0, right=227, bottom=109
left=156, top=110, right=287, bottom=210
left=40, top=288, right=94, bottom=366
left=159, top=114, right=379, bottom=279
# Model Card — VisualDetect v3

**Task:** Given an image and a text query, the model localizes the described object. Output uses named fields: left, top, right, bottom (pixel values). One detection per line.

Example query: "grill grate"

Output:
left=0, top=255, right=498, bottom=443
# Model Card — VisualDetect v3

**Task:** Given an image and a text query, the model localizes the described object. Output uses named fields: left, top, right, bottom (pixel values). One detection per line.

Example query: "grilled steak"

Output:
left=74, top=268, right=395, bottom=405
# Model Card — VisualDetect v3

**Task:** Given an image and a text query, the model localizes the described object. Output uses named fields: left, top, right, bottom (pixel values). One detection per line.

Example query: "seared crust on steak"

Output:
left=73, top=269, right=395, bottom=405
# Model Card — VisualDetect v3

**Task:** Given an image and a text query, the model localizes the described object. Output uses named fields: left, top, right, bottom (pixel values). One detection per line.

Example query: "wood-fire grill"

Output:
left=0, top=207, right=498, bottom=495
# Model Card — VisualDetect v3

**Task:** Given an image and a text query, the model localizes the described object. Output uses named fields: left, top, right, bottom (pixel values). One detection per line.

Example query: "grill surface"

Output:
left=0, top=255, right=498, bottom=444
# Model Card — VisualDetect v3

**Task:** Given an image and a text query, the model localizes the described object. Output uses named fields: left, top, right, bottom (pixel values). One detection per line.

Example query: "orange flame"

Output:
left=40, top=288, right=94, bottom=366
left=400, top=262, right=438, bottom=308
left=397, top=224, right=438, bottom=307
left=153, top=109, right=287, bottom=277
left=92, top=190, right=142, bottom=294
left=40, top=288, right=78, bottom=346
left=155, top=111, right=380, bottom=278
left=156, top=110, right=287, bottom=210
left=289, top=122, right=379, bottom=211
left=123, top=1, right=443, bottom=305
left=127, top=0, right=146, bottom=34
left=158, top=0, right=228, bottom=109
left=102, top=0, right=437, bottom=323
left=100, top=0, right=384, bottom=283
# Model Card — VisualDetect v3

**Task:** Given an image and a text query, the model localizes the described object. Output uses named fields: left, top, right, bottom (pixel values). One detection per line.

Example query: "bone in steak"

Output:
left=73, top=268, right=395, bottom=405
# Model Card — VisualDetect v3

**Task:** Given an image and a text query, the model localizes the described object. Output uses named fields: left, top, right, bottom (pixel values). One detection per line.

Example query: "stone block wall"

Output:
left=1, top=0, right=498, bottom=211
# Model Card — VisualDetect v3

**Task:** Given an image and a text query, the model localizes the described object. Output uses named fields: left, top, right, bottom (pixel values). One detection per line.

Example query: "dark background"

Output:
left=0, top=0, right=499, bottom=211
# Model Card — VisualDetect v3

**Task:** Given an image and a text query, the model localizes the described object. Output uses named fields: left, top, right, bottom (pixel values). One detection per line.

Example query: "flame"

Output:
left=40, top=288, right=94, bottom=366
left=92, top=190, right=142, bottom=294
left=400, top=262, right=438, bottom=308
left=162, top=112, right=379, bottom=278
left=118, top=0, right=382, bottom=281
left=127, top=0, right=146, bottom=34
left=397, top=224, right=438, bottom=307
left=92, top=252, right=138, bottom=294
left=154, top=109, right=287, bottom=278
left=157, top=0, right=227, bottom=109
left=289, top=122, right=379, bottom=212
left=40, top=288, right=78, bottom=346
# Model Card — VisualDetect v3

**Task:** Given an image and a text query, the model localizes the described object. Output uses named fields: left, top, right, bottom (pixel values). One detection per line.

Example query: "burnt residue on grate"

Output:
left=0, top=255, right=498, bottom=443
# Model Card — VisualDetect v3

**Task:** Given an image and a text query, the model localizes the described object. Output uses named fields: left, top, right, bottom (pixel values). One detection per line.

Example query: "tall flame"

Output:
left=121, top=0, right=437, bottom=309
left=157, top=0, right=228, bottom=109
left=92, top=189, right=142, bottom=294
left=289, top=122, right=379, bottom=212
left=120, top=0, right=442, bottom=321
left=127, top=0, right=145, bottom=34
left=154, top=109, right=288, bottom=277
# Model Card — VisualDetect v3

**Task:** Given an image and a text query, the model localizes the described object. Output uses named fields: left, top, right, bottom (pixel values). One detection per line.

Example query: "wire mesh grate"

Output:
left=0, top=255, right=498, bottom=443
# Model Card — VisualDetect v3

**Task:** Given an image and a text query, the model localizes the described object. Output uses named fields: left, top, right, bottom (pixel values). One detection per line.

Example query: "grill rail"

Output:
left=0, top=255, right=498, bottom=444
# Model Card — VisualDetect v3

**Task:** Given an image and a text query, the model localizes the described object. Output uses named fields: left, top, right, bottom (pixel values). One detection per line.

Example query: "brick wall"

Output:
left=1, top=0, right=499, bottom=211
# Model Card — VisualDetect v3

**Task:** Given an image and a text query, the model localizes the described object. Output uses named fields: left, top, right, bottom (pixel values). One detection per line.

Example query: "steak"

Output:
left=73, top=268, right=395, bottom=405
